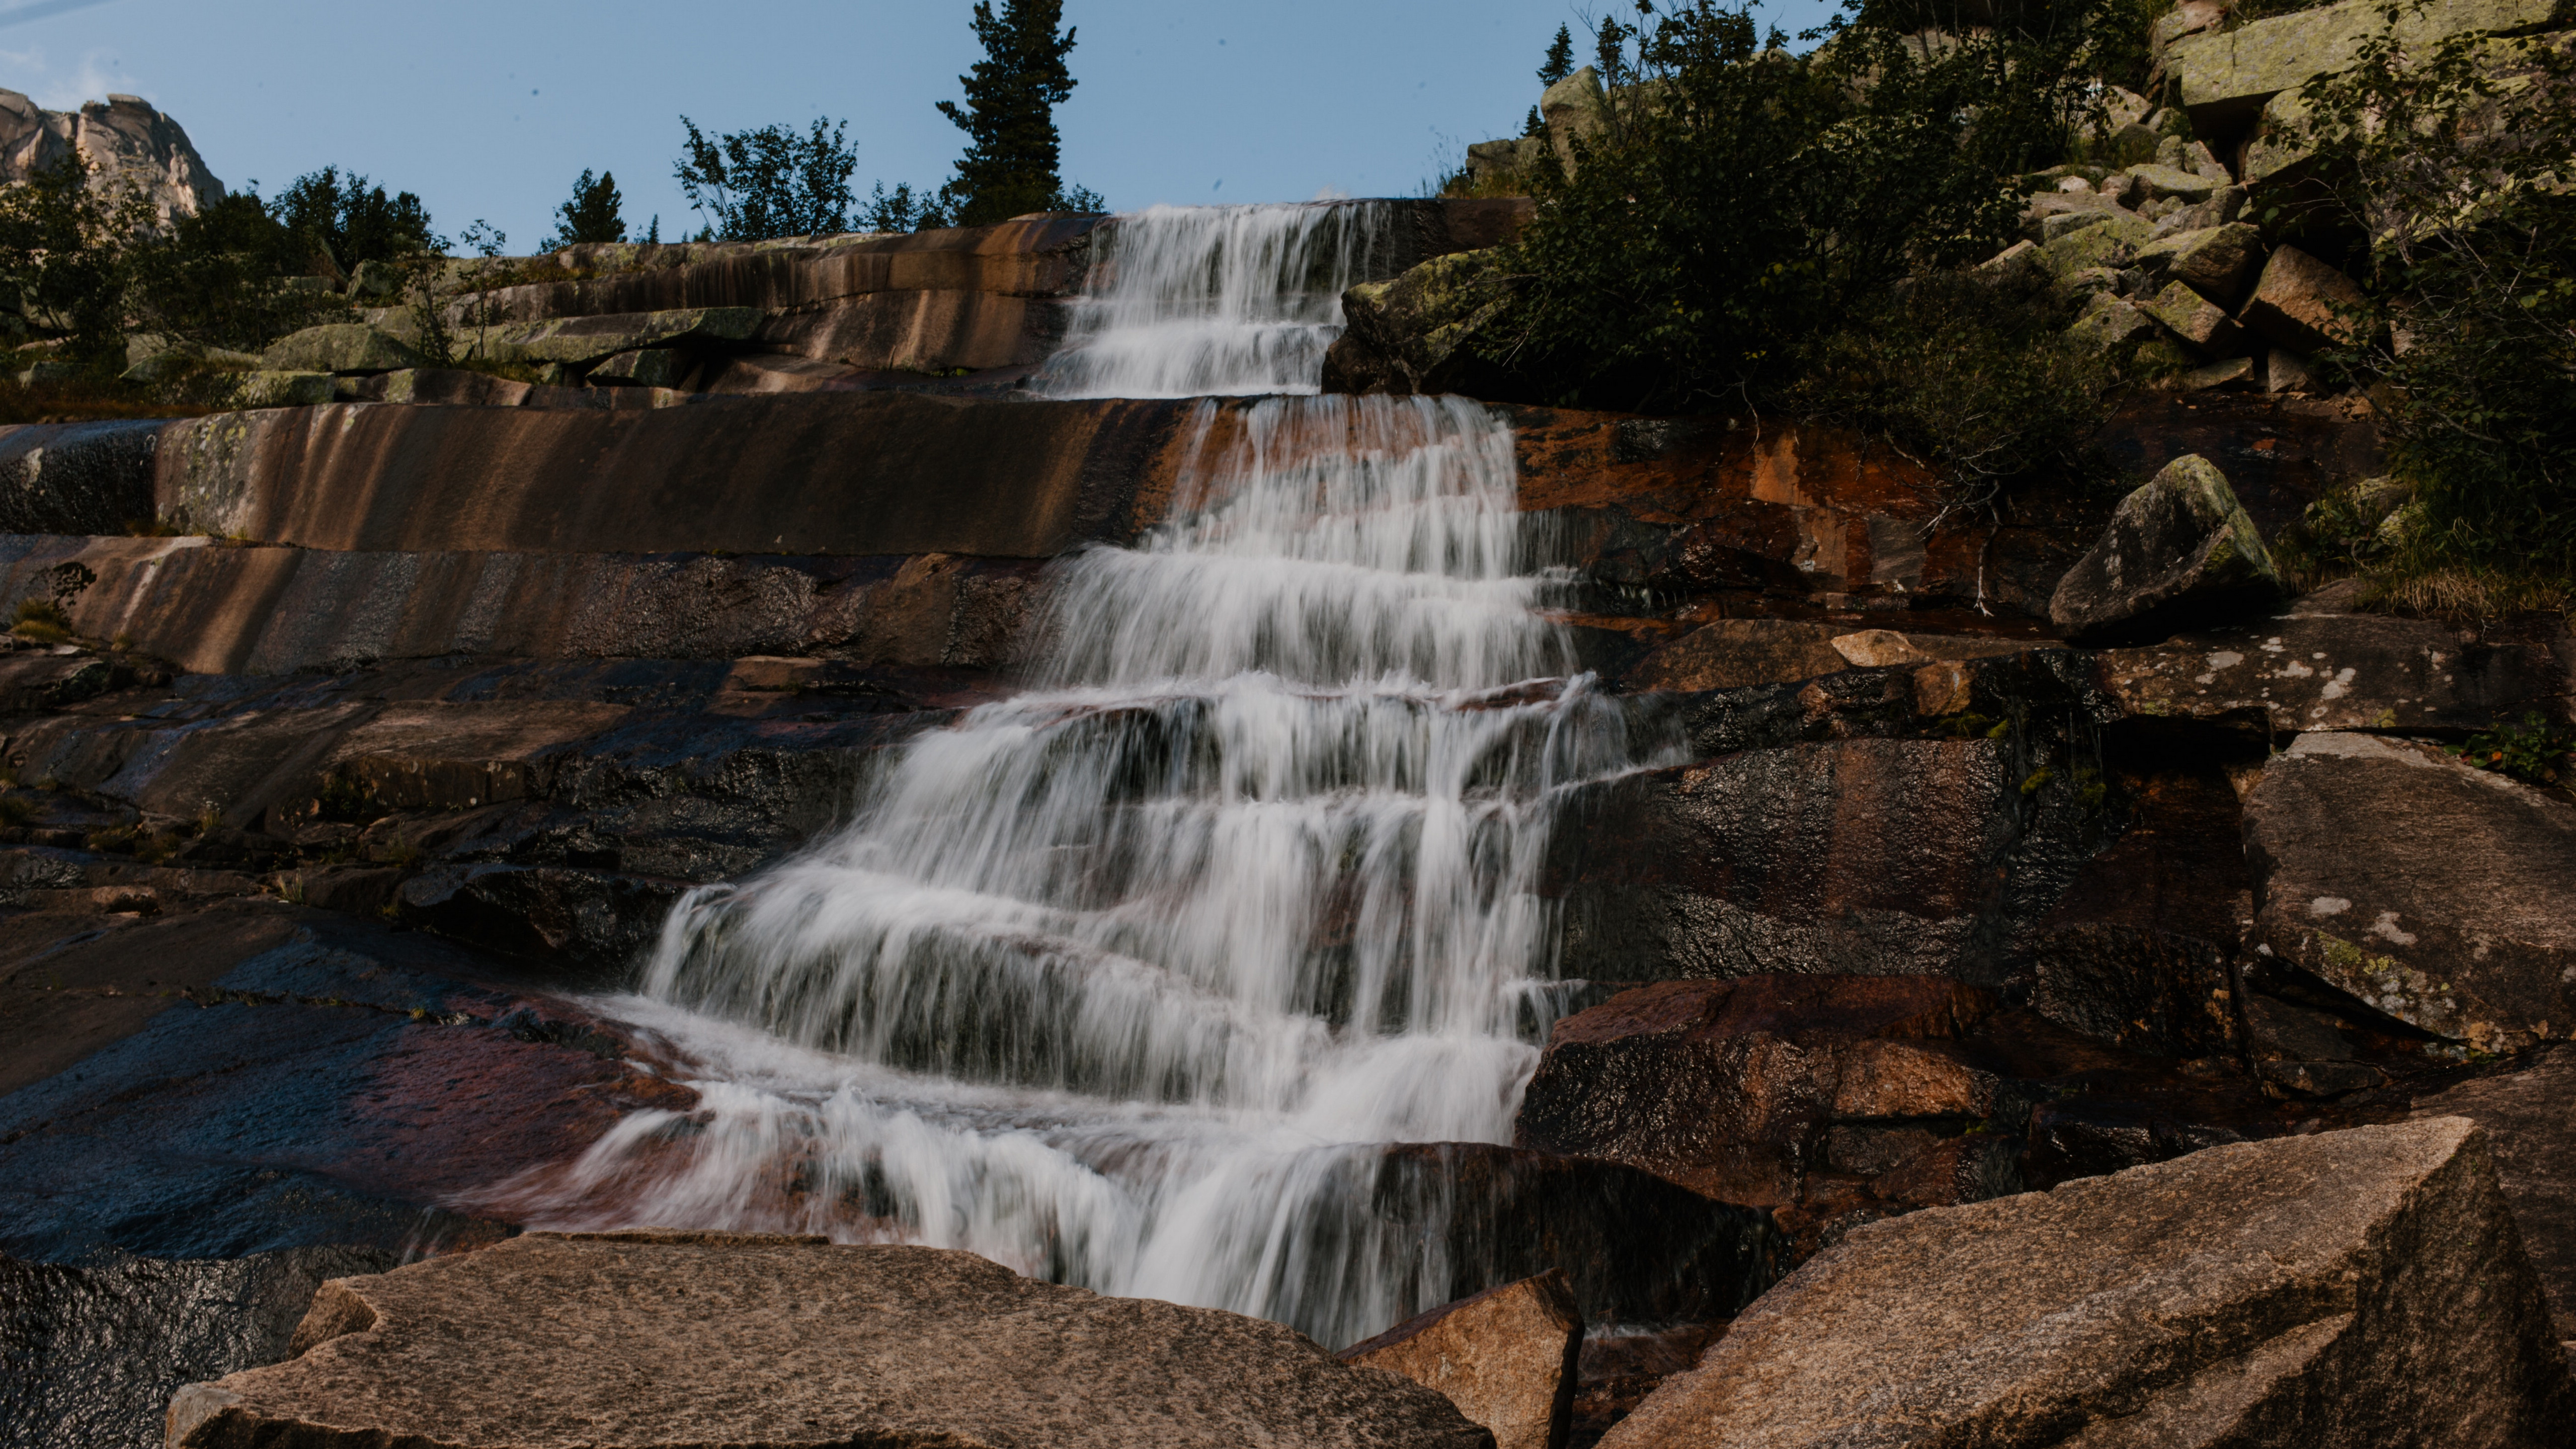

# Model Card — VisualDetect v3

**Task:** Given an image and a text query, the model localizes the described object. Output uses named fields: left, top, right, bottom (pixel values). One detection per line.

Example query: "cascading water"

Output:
left=492, top=203, right=1681, bottom=1348
left=1034, top=201, right=1404, bottom=398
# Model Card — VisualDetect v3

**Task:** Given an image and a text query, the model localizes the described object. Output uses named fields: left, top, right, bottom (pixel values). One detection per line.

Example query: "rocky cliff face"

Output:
left=0, top=89, right=225, bottom=222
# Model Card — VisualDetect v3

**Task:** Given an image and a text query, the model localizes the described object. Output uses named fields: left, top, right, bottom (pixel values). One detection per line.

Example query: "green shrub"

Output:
left=2297, top=9, right=2576, bottom=580
left=1475, top=2, right=2112, bottom=414
left=0, top=150, right=150, bottom=366
left=2456, top=712, right=2575, bottom=789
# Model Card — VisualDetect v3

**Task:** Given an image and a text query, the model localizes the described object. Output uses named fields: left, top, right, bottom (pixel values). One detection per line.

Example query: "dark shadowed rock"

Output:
left=2244, top=732, right=2576, bottom=1054
left=0, top=1245, right=392, bottom=1449
left=169, top=1233, right=1496, bottom=1449
left=1545, top=736, right=2097, bottom=984
left=1568, top=1323, right=1725, bottom=1449
left=1365, top=1144, right=1783, bottom=1329
left=1342, top=1270, right=1581, bottom=1449
left=1515, top=977, right=2005, bottom=1207
left=1601, top=1118, right=2572, bottom=1448
left=2019, top=766, right=2249, bottom=1061
left=1623, top=619, right=1845, bottom=693
left=2414, top=1047, right=2576, bottom=1360
left=0, top=420, right=159, bottom=535
left=2095, top=595, right=2567, bottom=735
left=2050, top=453, right=2285, bottom=644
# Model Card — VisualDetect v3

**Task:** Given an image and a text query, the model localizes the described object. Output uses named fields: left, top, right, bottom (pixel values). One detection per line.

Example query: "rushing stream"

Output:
left=494, top=203, right=1679, bottom=1347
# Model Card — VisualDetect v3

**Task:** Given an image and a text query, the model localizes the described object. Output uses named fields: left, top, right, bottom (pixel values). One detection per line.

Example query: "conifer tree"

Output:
left=1539, top=23, right=1576, bottom=85
left=548, top=169, right=626, bottom=248
left=935, top=0, right=1082, bottom=227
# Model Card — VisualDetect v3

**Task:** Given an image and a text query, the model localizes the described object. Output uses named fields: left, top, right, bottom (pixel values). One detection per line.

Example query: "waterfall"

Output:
left=1034, top=201, right=1406, bottom=398
left=491, top=203, right=1680, bottom=1348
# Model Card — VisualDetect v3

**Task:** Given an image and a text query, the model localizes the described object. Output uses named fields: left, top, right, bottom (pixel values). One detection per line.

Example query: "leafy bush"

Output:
left=675, top=116, right=858, bottom=240
left=125, top=189, right=345, bottom=352
left=2455, top=712, right=2575, bottom=789
left=2296, top=8, right=2576, bottom=581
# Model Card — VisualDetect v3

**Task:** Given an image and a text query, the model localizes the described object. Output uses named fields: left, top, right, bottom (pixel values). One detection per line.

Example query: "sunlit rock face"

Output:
left=0, top=90, right=226, bottom=224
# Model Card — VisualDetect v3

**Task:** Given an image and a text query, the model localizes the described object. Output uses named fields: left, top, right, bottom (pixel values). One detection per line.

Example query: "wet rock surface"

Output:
left=1601, top=1119, right=2572, bottom=1448
left=0, top=902, right=651, bottom=1264
left=171, top=1233, right=1496, bottom=1449
left=1, top=1244, right=393, bottom=1449
left=1341, top=1270, right=1581, bottom=1449
left=1544, top=735, right=2097, bottom=985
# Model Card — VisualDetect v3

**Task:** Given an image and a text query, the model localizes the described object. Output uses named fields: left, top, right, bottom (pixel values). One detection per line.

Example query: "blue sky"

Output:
left=0, top=0, right=1840, bottom=250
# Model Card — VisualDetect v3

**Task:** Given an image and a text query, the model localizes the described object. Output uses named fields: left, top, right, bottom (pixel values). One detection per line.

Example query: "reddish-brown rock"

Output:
left=1342, top=1270, right=1582, bottom=1449
left=2238, top=244, right=2371, bottom=355
left=1514, top=976, right=2003, bottom=1206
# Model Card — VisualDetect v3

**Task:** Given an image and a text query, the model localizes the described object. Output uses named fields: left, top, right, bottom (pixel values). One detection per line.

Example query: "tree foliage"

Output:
left=2296, top=6, right=2576, bottom=576
left=674, top=116, right=858, bottom=240
left=936, top=0, right=1090, bottom=226
left=1481, top=1, right=2115, bottom=415
left=0, top=150, right=150, bottom=362
left=126, top=188, right=342, bottom=352
left=273, top=166, right=436, bottom=275
left=548, top=169, right=627, bottom=248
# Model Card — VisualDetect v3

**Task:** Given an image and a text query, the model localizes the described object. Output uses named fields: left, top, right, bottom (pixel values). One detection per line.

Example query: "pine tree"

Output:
left=548, top=169, right=626, bottom=248
left=1594, top=16, right=1632, bottom=89
left=935, top=0, right=1082, bottom=227
left=1539, top=23, right=1576, bottom=86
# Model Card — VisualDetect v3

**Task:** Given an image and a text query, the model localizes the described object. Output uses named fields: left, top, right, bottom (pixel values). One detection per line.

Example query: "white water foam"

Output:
left=486, top=204, right=1679, bottom=1347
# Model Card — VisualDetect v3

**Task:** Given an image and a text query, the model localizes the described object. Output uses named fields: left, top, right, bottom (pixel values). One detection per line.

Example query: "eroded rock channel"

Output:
left=1, top=199, right=2569, bottom=1447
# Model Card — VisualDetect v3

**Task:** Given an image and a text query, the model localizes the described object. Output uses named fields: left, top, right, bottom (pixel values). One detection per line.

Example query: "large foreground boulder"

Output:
left=1342, top=1270, right=1582, bottom=1449
left=1601, top=1118, right=2571, bottom=1447
left=169, top=1233, right=1494, bottom=1449
left=2050, top=453, right=2284, bottom=643
left=2244, top=732, right=2576, bottom=1054
left=2413, top=1048, right=2576, bottom=1359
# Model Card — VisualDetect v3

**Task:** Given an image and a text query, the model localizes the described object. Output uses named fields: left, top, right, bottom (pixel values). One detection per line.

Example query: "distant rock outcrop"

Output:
left=0, top=90, right=225, bottom=223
